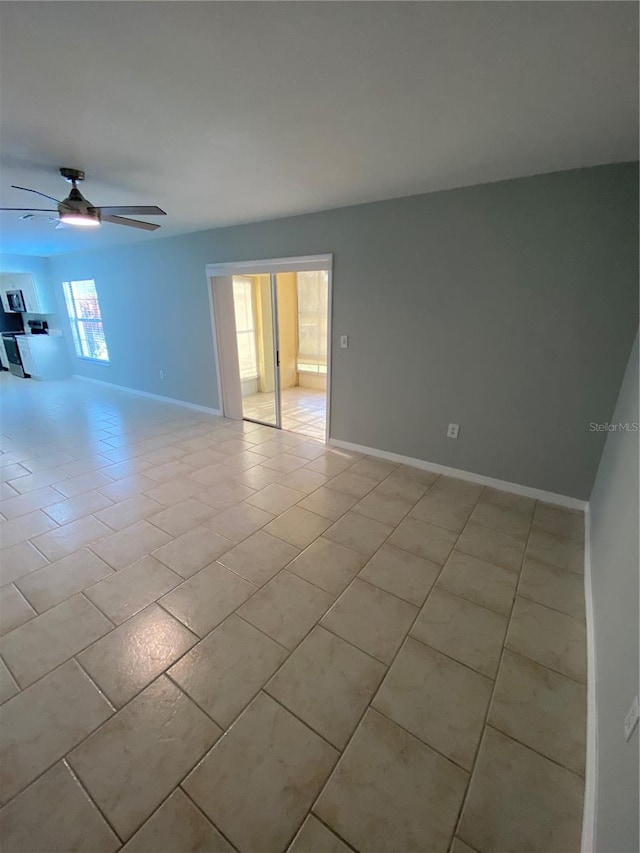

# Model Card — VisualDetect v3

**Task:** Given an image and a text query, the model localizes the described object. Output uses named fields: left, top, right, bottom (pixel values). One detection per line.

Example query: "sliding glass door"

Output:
left=276, top=270, right=328, bottom=439
left=231, top=274, right=281, bottom=427
left=218, top=258, right=330, bottom=438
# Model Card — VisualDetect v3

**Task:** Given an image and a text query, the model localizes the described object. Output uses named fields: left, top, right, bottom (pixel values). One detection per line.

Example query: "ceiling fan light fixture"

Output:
left=58, top=208, right=101, bottom=227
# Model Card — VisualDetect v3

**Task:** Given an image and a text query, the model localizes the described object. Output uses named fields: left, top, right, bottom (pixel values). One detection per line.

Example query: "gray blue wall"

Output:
left=588, top=333, right=639, bottom=853
left=5, top=162, right=638, bottom=499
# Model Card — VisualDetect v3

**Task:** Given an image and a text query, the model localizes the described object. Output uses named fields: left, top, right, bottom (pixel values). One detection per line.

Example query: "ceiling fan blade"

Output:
left=98, top=205, right=166, bottom=216
left=0, top=207, right=58, bottom=212
left=11, top=185, right=62, bottom=204
left=101, top=214, right=160, bottom=231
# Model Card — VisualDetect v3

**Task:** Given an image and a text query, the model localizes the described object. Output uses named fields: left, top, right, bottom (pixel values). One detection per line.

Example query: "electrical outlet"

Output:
left=340, top=335, right=348, bottom=349
left=159, top=369, right=164, bottom=380
left=447, top=423, right=460, bottom=439
left=624, top=695, right=639, bottom=741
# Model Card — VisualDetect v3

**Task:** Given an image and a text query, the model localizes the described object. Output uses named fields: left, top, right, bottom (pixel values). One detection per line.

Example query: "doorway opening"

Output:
left=231, top=271, right=328, bottom=439
left=207, top=256, right=332, bottom=442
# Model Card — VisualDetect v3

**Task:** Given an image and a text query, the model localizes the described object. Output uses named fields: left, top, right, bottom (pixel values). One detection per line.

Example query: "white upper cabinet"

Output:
left=0, top=272, right=56, bottom=314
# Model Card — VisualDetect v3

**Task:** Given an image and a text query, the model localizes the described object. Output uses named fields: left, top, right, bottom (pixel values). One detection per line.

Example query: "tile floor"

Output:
left=0, top=375, right=587, bottom=852
left=242, top=386, right=327, bottom=439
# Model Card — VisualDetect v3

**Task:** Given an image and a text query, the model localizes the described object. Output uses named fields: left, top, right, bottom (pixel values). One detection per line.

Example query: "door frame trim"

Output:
left=206, top=255, right=332, bottom=277
left=270, top=273, right=283, bottom=429
left=206, top=254, right=333, bottom=442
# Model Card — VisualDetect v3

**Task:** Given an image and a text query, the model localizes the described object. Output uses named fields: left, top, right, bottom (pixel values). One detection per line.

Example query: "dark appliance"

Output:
left=0, top=307, right=24, bottom=334
left=2, top=333, right=28, bottom=378
left=0, top=309, right=24, bottom=371
left=28, top=320, right=48, bottom=335
left=6, top=290, right=26, bottom=313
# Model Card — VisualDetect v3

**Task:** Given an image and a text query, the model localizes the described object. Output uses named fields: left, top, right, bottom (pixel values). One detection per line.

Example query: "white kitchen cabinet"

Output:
left=16, top=335, right=69, bottom=380
left=0, top=273, right=56, bottom=314
left=15, top=337, right=36, bottom=375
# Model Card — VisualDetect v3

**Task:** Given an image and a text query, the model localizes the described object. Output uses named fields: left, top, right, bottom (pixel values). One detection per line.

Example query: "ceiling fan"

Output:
left=1, top=167, right=166, bottom=230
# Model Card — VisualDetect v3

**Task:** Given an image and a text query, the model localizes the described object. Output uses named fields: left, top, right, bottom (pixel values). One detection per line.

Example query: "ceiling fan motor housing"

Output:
left=57, top=177, right=101, bottom=225
left=58, top=184, right=99, bottom=220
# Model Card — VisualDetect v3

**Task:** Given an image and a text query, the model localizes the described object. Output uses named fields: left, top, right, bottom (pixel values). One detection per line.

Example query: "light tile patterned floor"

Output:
left=0, top=375, right=586, bottom=852
left=242, top=387, right=327, bottom=439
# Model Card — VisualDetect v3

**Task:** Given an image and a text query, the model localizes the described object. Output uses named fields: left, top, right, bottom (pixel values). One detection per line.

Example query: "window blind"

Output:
left=63, top=279, right=109, bottom=363
left=297, top=271, right=328, bottom=373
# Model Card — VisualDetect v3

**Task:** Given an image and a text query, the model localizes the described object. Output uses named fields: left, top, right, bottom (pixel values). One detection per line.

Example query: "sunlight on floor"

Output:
left=242, top=387, right=326, bottom=439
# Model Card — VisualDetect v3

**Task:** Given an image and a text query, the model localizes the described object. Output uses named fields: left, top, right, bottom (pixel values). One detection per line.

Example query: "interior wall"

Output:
left=44, top=162, right=639, bottom=499
left=588, top=333, right=639, bottom=853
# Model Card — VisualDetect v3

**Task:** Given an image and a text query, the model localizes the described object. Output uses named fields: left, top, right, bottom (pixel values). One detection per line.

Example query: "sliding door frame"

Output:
left=206, top=254, right=333, bottom=442
left=270, top=273, right=283, bottom=429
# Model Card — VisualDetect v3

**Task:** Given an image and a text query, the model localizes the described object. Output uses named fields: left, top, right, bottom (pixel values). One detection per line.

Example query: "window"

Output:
left=62, top=279, right=109, bottom=363
left=297, top=270, right=328, bottom=374
left=232, top=277, right=258, bottom=380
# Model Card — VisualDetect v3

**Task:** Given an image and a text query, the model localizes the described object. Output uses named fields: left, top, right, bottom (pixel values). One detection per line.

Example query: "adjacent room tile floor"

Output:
left=242, top=387, right=327, bottom=440
left=0, top=375, right=586, bottom=852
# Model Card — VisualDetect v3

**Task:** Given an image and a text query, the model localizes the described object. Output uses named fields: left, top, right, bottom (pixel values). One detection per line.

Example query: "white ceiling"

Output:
left=0, top=1, right=637, bottom=257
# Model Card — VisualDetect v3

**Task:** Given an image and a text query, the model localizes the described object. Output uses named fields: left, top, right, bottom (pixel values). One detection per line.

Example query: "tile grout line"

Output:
left=369, top=632, right=587, bottom=779
left=61, top=673, right=224, bottom=849
left=6, top=466, right=529, bottom=644
left=0, top=646, right=22, bottom=688
left=303, top=484, right=470, bottom=848
left=450, top=495, right=539, bottom=849
left=178, top=785, right=242, bottom=853
left=356, top=481, right=490, bottom=851
left=306, top=812, right=359, bottom=852
left=480, top=721, right=586, bottom=781
left=77, top=590, right=119, bottom=630
left=3, top=465, right=417, bottom=717
left=513, top=587, right=588, bottom=624
left=261, top=689, right=344, bottom=754
left=404, top=628, right=499, bottom=682
left=61, top=729, right=127, bottom=847
left=75, top=665, right=244, bottom=849
left=147, top=467, right=434, bottom=851
left=0, top=657, right=119, bottom=813
left=500, top=645, right=588, bottom=688
left=1, top=393, right=587, bottom=852
left=0, top=596, right=119, bottom=697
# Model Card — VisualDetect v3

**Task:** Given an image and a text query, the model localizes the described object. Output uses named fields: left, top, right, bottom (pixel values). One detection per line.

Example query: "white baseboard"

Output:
left=581, top=504, right=598, bottom=852
left=329, top=438, right=588, bottom=510
left=73, top=375, right=222, bottom=417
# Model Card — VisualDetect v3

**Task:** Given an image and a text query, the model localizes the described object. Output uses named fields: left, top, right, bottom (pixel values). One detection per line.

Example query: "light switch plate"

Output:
left=340, top=335, right=348, bottom=349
